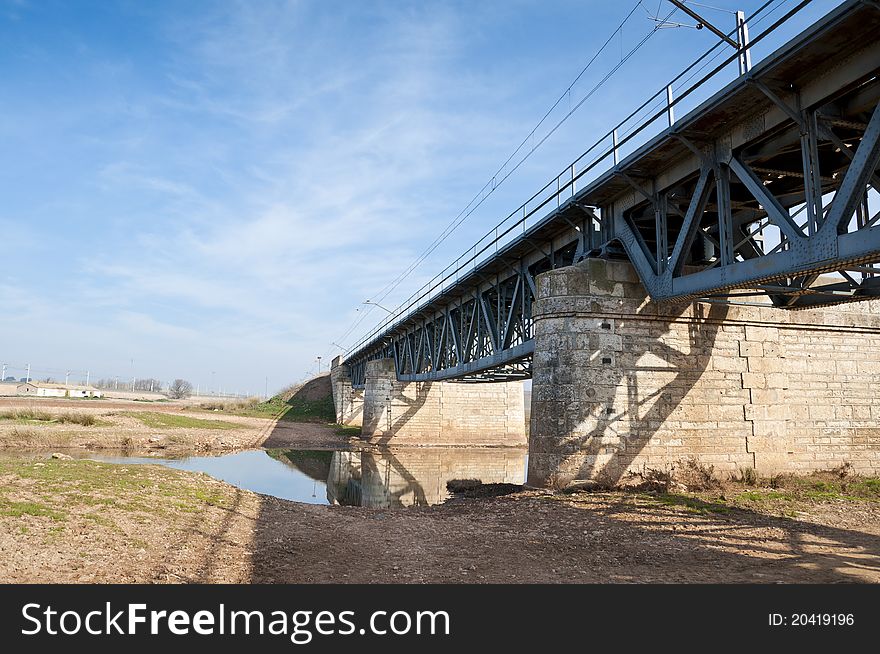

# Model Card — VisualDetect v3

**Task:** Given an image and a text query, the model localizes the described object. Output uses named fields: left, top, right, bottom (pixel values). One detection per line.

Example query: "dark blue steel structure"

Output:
left=344, top=0, right=880, bottom=388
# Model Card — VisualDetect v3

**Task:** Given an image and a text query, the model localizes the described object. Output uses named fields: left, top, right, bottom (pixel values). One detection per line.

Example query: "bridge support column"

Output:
left=528, top=258, right=880, bottom=488
left=330, top=356, right=363, bottom=427
left=361, top=358, right=526, bottom=446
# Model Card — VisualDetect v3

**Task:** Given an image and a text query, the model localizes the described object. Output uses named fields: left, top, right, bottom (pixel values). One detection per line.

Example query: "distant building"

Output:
left=16, top=382, right=104, bottom=398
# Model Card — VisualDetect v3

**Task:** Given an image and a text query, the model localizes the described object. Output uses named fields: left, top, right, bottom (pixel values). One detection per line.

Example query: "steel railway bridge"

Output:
left=342, top=0, right=880, bottom=389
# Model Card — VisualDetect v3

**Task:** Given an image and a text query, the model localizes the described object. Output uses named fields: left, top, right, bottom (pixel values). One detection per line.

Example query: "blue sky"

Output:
left=0, top=0, right=834, bottom=394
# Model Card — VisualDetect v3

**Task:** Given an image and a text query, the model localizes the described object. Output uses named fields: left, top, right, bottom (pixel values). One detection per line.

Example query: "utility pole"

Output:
left=65, top=370, right=70, bottom=385
left=1, top=363, right=6, bottom=382
left=316, top=356, right=323, bottom=374
left=265, top=376, right=269, bottom=400
left=25, top=364, right=30, bottom=383
left=735, top=10, right=751, bottom=75
left=86, top=370, right=90, bottom=386
left=665, top=1, right=750, bottom=74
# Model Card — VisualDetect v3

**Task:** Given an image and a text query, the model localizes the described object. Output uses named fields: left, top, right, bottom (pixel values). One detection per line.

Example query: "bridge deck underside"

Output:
left=346, top=0, right=880, bottom=387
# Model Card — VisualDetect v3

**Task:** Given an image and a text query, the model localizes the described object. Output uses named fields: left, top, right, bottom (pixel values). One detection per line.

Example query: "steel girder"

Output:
left=344, top=0, right=880, bottom=385
left=601, top=1, right=880, bottom=307
left=612, top=84, right=880, bottom=308
left=346, top=233, right=585, bottom=388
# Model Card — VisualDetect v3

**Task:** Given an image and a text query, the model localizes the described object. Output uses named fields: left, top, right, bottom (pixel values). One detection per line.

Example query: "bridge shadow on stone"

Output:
left=529, top=259, right=734, bottom=487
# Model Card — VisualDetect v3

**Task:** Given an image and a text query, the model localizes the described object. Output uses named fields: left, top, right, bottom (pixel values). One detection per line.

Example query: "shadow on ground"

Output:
left=242, top=489, right=880, bottom=583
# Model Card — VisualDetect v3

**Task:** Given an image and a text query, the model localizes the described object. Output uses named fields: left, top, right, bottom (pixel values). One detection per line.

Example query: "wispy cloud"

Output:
left=0, top=0, right=615, bottom=389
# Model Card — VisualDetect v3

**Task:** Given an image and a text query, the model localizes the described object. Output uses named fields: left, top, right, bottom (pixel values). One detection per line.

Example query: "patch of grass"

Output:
left=82, top=513, right=117, bottom=529
left=653, top=493, right=730, bottom=514
left=127, top=412, right=238, bottom=430
left=207, top=393, right=342, bottom=430
left=192, top=489, right=225, bottom=507
left=778, top=476, right=880, bottom=503
left=0, top=498, right=66, bottom=520
left=56, top=412, right=99, bottom=426
left=0, top=408, right=53, bottom=422
left=735, top=490, right=792, bottom=502
left=0, top=459, right=237, bottom=522
left=333, top=424, right=362, bottom=438
left=284, top=396, right=336, bottom=422
left=199, top=397, right=262, bottom=412
left=850, top=478, right=880, bottom=497
left=9, top=427, right=39, bottom=439
left=196, top=396, right=288, bottom=419
left=0, top=409, right=101, bottom=426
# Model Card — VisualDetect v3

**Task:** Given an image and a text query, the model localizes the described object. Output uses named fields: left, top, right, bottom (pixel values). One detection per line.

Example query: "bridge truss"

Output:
left=345, top=0, right=880, bottom=388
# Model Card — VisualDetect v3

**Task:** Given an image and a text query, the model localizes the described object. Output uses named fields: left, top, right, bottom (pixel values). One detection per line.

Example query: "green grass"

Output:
left=283, top=396, right=336, bottom=422
left=128, top=412, right=238, bottom=430
left=735, top=490, right=793, bottom=502
left=196, top=396, right=288, bottom=419
left=187, top=382, right=357, bottom=438
left=207, top=395, right=336, bottom=422
left=0, top=459, right=231, bottom=520
left=0, top=498, right=66, bottom=520
left=781, top=476, right=880, bottom=503
left=197, top=392, right=342, bottom=427
left=0, top=409, right=101, bottom=426
left=655, top=493, right=731, bottom=514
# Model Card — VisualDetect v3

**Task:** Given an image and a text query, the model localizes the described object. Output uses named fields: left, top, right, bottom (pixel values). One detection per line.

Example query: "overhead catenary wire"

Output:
left=330, top=1, right=669, bottom=353
left=338, top=0, right=805, bottom=364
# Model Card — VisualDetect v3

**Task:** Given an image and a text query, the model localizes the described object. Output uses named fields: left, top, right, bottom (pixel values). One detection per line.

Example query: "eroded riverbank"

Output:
left=2, top=456, right=879, bottom=583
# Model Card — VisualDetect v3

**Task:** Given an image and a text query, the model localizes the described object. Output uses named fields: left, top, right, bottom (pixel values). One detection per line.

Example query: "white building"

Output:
left=16, top=382, right=104, bottom=398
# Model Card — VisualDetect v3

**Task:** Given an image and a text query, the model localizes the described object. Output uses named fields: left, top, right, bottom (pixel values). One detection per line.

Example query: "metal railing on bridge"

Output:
left=344, top=0, right=880, bottom=385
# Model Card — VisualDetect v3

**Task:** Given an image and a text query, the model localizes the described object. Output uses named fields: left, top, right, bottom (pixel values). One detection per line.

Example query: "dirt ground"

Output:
left=0, top=417, right=878, bottom=583
left=0, top=396, right=350, bottom=454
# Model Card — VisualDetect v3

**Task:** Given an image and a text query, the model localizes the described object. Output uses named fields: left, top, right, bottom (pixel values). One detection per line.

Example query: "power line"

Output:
left=337, top=0, right=802, bottom=364
left=358, top=1, right=646, bottom=307
left=331, top=1, right=665, bottom=352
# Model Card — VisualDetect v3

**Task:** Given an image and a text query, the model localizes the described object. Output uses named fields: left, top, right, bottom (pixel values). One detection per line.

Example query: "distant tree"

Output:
left=134, top=378, right=163, bottom=392
left=167, top=379, right=193, bottom=399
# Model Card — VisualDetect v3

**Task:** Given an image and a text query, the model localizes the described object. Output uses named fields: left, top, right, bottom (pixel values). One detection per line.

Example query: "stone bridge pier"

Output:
left=331, top=357, right=526, bottom=446
left=528, top=258, right=880, bottom=488
left=330, top=355, right=363, bottom=427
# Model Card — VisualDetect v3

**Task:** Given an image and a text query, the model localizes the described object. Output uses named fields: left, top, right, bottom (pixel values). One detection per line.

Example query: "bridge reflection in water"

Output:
left=329, top=448, right=526, bottom=507
left=274, top=447, right=526, bottom=508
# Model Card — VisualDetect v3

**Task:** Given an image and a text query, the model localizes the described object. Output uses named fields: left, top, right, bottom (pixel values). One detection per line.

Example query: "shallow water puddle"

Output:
left=40, top=447, right=528, bottom=508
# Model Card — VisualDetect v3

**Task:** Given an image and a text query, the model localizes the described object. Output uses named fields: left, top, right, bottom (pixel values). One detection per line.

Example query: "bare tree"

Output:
left=167, top=379, right=193, bottom=399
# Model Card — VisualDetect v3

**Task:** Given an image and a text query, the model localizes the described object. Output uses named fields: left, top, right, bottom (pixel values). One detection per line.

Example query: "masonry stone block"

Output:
left=356, top=358, right=525, bottom=446
left=528, top=258, right=880, bottom=488
left=330, top=356, right=363, bottom=427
